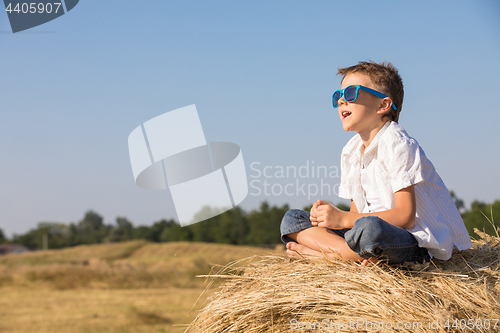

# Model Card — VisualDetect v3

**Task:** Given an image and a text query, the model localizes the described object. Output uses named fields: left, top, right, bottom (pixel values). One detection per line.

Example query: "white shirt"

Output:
left=360, top=166, right=385, bottom=213
left=338, top=121, right=472, bottom=260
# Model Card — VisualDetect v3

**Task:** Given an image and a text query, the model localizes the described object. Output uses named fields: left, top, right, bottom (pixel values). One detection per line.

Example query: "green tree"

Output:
left=302, top=202, right=350, bottom=212
left=462, top=200, right=500, bottom=238
left=337, top=203, right=350, bottom=211
left=188, top=206, right=234, bottom=243
left=67, top=223, right=80, bottom=247
left=160, top=221, right=193, bottom=242
left=38, top=222, right=70, bottom=249
left=13, top=230, right=38, bottom=249
left=149, top=219, right=172, bottom=242
left=132, top=226, right=153, bottom=240
left=246, top=202, right=289, bottom=245
left=450, top=190, right=465, bottom=213
left=75, top=211, right=110, bottom=244
left=0, top=228, right=7, bottom=244
left=208, top=207, right=248, bottom=244
left=108, top=217, right=134, bottom=242
left=189, top=214, right=216, bottom=243
left=161, top=206, right=248, bottom=244
left=133, top=219, right=176, bottom=242
left=12, top=222, right=69, bottom=249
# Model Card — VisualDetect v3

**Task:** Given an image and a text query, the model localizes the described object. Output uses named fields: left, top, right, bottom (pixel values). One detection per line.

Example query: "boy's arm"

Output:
left=317, top=185, right=416, bottom=229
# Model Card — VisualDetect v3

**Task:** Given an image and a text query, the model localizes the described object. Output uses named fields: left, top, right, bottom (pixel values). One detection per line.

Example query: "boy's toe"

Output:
left=286, top=241, right=297, bottom=251
left=286, top=248, right=301, bottom=259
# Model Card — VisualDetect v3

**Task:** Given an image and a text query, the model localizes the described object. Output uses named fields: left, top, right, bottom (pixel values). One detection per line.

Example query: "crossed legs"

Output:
left=285, top=226, right=364, bottom=261
left=281, top=210, right=428, bottom=265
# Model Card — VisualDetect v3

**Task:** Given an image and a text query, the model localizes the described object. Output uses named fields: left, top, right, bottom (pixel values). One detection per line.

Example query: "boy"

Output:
left=280, top=61, right=472, bottom=265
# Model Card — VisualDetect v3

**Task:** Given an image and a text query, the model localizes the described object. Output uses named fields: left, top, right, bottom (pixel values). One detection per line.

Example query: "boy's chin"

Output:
left=342, top=124, right=352, bottom=132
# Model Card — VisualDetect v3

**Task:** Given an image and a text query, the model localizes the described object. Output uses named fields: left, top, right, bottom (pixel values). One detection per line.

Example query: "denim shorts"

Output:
left=280, top=209, right=430, bottom=264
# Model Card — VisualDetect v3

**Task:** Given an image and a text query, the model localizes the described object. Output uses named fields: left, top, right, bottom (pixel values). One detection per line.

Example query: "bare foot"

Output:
left=286, top=242, right=377, bottom=265
left=286, top=242, right=323, bottom=260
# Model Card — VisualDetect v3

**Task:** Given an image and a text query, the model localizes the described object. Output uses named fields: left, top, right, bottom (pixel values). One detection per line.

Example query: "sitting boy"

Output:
left=280, top=61, right=472, bottom=265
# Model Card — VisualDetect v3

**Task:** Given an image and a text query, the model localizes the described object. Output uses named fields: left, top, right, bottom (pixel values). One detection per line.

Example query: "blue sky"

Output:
left=1, top=0, right=499, bottom=237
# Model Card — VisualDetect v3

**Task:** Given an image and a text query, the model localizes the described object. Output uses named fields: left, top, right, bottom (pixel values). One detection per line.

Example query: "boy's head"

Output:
left=337, top=61, right=404, bottom=122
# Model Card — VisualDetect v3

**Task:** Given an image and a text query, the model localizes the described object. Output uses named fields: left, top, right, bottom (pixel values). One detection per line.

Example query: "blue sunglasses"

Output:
left=332, top=85, right=397, bottom=111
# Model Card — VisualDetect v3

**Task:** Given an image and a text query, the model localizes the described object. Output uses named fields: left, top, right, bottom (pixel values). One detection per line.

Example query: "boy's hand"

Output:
left=309, top=199, right=321, bottom=225
left=316, top=200, right=345, bottom=229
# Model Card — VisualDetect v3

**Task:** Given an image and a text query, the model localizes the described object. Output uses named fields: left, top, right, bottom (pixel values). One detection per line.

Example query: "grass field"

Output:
left=0, top=241, right=283, bottom=333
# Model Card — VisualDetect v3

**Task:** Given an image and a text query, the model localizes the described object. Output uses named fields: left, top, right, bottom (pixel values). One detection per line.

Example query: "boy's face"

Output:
left=338, top=73, right=387, bottom=134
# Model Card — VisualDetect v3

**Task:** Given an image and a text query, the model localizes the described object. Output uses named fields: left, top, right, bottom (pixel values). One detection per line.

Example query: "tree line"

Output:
left=1, top=194, right=498, bottom=250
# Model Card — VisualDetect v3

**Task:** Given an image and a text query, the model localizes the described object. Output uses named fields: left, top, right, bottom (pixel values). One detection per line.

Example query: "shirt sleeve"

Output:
left=385, top=137, right=425, bottom=193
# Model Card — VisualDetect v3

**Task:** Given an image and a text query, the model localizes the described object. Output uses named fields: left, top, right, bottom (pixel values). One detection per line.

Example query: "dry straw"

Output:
left=187, top=228, right=500, bottom=333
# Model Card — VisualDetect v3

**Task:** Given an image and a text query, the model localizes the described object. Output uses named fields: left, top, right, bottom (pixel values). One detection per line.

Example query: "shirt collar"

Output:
left=349, top=121, right=392, bottom=166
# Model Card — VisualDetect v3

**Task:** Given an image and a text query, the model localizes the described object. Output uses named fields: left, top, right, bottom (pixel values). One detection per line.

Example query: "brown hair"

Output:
left=337, top=61, right=404, bottom=122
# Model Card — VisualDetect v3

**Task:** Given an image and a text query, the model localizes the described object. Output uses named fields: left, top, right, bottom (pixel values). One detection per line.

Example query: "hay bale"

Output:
left=187, top=230, right=500, bottom=332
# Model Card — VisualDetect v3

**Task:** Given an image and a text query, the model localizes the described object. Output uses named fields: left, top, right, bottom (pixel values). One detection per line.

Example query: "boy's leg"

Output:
left=344, top=216, right=430, bottom=264
left=285, top=242, right=323, bottom=258
left=280, top=209, right=363, bottom=261
left=280, top=209, right=315, bottom=244
left=287, top=227, right=364, bottom=261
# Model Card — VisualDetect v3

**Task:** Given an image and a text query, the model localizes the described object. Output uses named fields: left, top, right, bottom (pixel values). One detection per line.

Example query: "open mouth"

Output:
left=341, top=111, right=352, bottom=120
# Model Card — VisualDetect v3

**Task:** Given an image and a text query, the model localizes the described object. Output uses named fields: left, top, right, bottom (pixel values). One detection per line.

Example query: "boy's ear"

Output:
left=376, top=98, right=393, bottom=116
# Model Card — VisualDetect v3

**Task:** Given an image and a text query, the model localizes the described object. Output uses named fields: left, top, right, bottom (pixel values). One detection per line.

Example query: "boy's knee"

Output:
left=282, top=209, right=309, bottom=222
left=281, top=209, right=299, bottom=232
left=345, top=216, right=387, bottom=254
left=283, top=209, right=302, bottom=218
left=280, top=209, right=309, bottom=234
left=345, top=216, right=420, bottom=262
left=351, top=216, right=386, bottom=238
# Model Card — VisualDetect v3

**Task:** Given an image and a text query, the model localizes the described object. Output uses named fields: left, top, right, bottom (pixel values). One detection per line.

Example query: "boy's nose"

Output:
left=338, top=95, right=347, bottom=107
